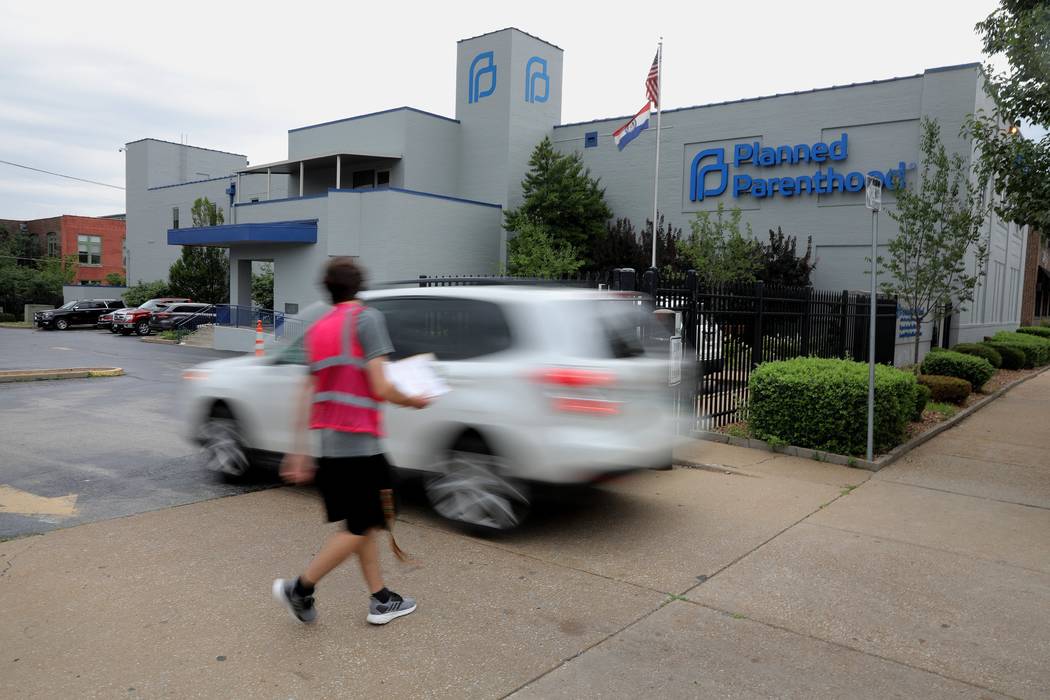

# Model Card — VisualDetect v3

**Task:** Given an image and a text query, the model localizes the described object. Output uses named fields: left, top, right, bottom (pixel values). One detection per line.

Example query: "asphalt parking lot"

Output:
left=0, top=327, right=265, bottom=540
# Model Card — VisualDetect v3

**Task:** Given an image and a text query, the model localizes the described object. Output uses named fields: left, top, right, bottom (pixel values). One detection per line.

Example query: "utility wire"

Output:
left=0, top=158, right=125, bottom=190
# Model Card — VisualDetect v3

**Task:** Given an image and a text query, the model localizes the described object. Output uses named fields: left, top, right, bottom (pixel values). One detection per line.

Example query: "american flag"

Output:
left=645, top=50, right=660, bottom=108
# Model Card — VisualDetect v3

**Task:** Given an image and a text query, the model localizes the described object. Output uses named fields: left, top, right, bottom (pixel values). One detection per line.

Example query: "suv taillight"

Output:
left=531, top=368, right=620, bottom=415
left=531, top=368, right=614, bottom=387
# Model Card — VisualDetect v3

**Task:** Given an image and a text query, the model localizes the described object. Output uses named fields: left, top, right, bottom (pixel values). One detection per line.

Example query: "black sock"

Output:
left=372, top=587, right=390, bottom=603
left=294, top=577, right=315, bottom=597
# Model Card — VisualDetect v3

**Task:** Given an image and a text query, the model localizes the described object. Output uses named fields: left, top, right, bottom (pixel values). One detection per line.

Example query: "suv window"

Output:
left=107, top=300, right=126, bottom=309
left=368, top=297, right=513, bottom=361
left=79, top=301, right=105, bottom=310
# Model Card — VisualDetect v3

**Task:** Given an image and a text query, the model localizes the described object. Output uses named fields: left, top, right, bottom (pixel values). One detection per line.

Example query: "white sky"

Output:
left=0, top=0, right=1011, bottom=219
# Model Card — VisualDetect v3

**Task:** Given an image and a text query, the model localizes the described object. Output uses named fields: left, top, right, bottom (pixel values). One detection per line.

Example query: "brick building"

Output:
left=0, top=214, right=125, bottom=284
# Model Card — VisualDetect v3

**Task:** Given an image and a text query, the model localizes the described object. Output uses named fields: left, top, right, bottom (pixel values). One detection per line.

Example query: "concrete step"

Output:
left=179, top=324, right=215, bottom=349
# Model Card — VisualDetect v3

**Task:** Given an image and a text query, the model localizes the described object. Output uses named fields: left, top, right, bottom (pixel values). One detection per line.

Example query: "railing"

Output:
left=211, top=304, right=305, bottom=340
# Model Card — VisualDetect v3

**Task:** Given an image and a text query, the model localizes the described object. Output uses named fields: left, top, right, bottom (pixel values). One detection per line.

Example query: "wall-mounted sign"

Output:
left=689, top=133, right=908, bottom=202
left=897, top=305, right=925, bottom=338
left=525, top=56, right=549, bottom=103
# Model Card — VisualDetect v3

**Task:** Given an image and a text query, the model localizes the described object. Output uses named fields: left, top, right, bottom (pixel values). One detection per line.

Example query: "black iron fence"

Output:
left=414, top=268, right=897, bottom=430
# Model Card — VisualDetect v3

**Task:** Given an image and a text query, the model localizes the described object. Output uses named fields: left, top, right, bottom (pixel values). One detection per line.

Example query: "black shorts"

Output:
left=315, top=453, right=394, bottom=535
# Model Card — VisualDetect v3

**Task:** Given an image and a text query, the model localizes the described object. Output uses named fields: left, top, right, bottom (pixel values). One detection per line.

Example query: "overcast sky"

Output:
left=0, top=0, right=1012, bottom=219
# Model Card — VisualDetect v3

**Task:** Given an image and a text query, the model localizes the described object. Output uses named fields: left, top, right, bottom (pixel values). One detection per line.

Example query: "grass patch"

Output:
left=926, top=402, right=958, bottom=419
left=0, top=321, right=33, bottom=329
left=158, top=330, right=182, bottom=341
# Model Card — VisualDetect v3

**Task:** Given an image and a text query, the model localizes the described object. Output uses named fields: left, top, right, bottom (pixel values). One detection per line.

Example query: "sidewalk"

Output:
left=2, top=373, right=1049, bottom=698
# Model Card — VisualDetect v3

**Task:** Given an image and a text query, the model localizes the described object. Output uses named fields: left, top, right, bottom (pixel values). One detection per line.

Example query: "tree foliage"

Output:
left=681, top=202, right=762, bottom=284
left=506, top=219, right=584, bottom=277
left=168, top=197, right=230, bottom=303
left=966, top=1, right=1050, bottom=231
left=757, top=227, right=817, bottom=286
left=879, top=118, right=990, bottom=364
left=0, top=225, right=74, bottom=314
left=105, top=272, right=126, bottom=286
left=252, top=262, right=274, bottom=310
left=591, top=215, right=688, bottom=273
left=504, top=137, right=612, bottom=264
left=123, top=280, right=171, bottom=307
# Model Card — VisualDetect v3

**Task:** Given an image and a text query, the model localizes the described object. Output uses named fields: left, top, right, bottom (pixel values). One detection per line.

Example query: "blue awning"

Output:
left=167, top=219, right=317, bottom=246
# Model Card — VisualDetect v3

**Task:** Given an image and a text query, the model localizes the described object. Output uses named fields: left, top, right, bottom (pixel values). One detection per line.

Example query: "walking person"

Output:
left=273, top=257, right=428, bottom=625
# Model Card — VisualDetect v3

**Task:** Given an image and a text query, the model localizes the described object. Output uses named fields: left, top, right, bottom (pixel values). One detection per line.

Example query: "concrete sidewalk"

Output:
left=2, top=373, right=1049, bottom=698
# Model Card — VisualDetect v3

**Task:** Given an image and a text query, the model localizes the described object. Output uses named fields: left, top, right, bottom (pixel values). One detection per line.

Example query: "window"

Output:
left=78, top=235, right=102, bottom=266
left=585, top=131, right=598, bottom=148
left=284, top=303, right=299, bottom=315
left=172, top=207, right=180, bottom=230
left=352, top=169, right=375, bottom=190
left=377, top=171, right=391, bottom=189
left=368, top=297, right=513, bottom=361
left=46, top=232, right=59, bottom=257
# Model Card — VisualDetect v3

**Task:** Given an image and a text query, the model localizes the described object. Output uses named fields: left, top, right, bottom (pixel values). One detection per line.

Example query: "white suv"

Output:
left=179, top=286, right=675, bottom=530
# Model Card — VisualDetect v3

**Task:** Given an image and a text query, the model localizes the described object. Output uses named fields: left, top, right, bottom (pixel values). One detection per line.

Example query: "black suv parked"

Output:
left=35, top=299, right=125, bottom=330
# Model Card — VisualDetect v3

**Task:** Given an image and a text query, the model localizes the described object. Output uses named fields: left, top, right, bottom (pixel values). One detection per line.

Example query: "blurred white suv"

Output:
left=179, top=286, right=675, bottom=530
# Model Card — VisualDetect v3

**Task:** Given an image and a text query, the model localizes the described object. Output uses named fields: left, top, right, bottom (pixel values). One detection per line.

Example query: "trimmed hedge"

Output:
left=1018, top=326, right=1050, bottom=339
left=990, top=331, right=1050, bottom=367
left=912, top=383, right=932, bottom=421
left=917, top=374, right=972, bottom=404
left=748, top=357, right=917, bottom=456
left=920, top=350, right=996, bottom=390
left=982, top=342, right=1025, bottom=370
left=951, top=342, right=1002, bottom=369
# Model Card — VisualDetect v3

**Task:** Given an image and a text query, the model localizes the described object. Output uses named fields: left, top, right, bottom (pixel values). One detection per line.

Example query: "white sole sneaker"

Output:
left=366, top=602, right=417, bottom=625
left=272, top=578, right=317, bottom=624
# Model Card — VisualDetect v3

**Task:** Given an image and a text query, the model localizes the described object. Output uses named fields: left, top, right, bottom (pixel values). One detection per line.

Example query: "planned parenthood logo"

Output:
left=468, top=51, right=497, bottom=104
left=525, top=56, right=549, bottom=103
left=689, top=134, right=910, bottom=202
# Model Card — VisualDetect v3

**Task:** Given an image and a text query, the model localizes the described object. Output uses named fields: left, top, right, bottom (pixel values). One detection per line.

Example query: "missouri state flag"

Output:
left=613, top=102, right=651, bottom=151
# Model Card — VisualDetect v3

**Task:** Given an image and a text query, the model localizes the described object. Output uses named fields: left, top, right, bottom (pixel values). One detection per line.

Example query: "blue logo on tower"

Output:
left=468, top=51, right=497, bottom=104
left=525, top=56, right=549, bottom=103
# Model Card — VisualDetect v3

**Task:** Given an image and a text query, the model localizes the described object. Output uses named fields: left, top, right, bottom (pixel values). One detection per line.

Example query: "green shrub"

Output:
left=982, top=342, right=1025, bottom=370
left=1018, top=326, right=1050, bottom=339
left=0, top=312, right=17, bottom=322
left=123, top=280, right=171, bottom=308
left=917, top=374, right=972, bottom=404
left=951, top=342, right=1002, bottom=369
left=748, top=357, right=917, bottom=456
left=990, top=331, right=1050, bottom=367
left=920, top=350, right=995, bottom=390
left=912, top=384, right=932, bottom=421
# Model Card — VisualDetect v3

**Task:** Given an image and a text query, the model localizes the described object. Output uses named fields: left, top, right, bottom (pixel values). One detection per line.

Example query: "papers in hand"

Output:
left=384, top=353, right=449, bottom=398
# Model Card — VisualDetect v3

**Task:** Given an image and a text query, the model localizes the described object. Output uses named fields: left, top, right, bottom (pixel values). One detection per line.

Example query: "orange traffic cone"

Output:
left=255, top=319, right=264, bottom=357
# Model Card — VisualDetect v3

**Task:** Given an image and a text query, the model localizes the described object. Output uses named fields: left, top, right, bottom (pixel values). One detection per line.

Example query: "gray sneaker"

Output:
left=366, top=590, right=417, bottom=625
left=272, top=578, right=317, bottom=624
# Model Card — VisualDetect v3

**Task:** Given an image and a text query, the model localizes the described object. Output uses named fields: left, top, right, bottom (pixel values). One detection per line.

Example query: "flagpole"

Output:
left=650, top=39, right=663, bottom=270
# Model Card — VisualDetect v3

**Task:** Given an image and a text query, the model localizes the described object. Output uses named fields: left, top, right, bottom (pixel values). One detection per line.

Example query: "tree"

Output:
left=504, top=137, right=612, bottom=264
left=123, top=280, right=171, bottom=307
left=681, top=202, right=762, bottom=284
left=757, top=227, right=817, bottom=286
left=0, top=225, right=74, bottom=314
left=252, top=262, right=274, bottom=310
left=506, top=219, right=584, bottom=277
left=168, top=197, right=230, bottom=303
left=966, top=1, right=1050, bottom=232
left=105, top=272, right=126, bottom=286
left=591, top=215, right=687, bottom=273
left=878, top=118, right=990, bottom=364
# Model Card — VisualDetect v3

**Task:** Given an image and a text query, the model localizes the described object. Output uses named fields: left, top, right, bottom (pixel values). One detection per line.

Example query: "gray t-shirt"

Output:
left=317, top=305, right=394, bottom=457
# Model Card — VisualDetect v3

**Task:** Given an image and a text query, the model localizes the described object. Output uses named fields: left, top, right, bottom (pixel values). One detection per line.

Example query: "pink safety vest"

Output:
left=307, top=302, right=382, bottom=435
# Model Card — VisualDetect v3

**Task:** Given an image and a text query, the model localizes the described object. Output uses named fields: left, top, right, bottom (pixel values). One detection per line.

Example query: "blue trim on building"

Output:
left=234, top=193, right=329, bottom=207
left=124, top=137, right=246, bottom=158
left=168, top=219, right=318, bottom=246
left=148, top=175, right=234, bottom=191
left=289, top=107, right=459, bottom=134
left=554, top=63, right=984, bottom=130
left=328, top=187, right=502, bottom=209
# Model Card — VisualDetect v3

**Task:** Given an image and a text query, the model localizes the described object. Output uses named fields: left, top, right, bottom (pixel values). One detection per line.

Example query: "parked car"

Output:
left=35, top=299, right=125, bottom=330
left=150, top=303, right=215, bottom=332
left=179, top=287, right=676, bottom=531
left=97, top=311, right=116, bottom=330
left=112, top=297, right=190, bottom=336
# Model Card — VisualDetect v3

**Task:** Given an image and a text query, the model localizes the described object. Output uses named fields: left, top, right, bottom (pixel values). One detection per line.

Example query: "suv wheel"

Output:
left=55, top=319, right=69, bottom=330
left=136, top=320, right=151, bottom=336
left=201, top=411, right=251, bottom=481
left=424, top=436, right=530, bottom=531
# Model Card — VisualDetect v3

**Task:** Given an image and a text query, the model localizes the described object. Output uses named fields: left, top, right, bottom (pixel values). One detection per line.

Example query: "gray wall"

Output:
left=63, top=285, right=127, bottom=303
left=551, top=64, right=1026, bottom=351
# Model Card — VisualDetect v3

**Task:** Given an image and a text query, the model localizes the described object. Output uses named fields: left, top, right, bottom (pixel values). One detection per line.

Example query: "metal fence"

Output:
left=212, top=304, right=305, bottom=340
left=414, top=268, right=898, bottom=431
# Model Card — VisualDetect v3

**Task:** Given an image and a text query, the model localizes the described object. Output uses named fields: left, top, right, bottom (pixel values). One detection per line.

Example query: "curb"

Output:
left=0, top=367, right=124, bottom=383
left=692, top=366, right=1050, bottom=472
left=140, top=337, right=178, bottom=345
